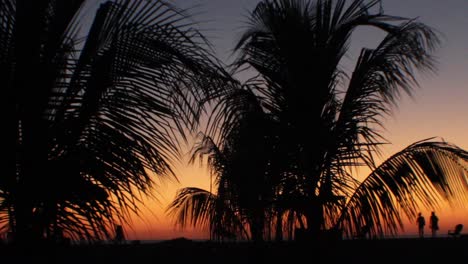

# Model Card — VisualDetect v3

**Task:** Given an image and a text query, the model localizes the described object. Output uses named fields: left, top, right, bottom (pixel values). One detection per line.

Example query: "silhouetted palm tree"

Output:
left=168, top=0, right=468, bottom=241
left=233, top=0, right=468, bottom=239
left=3, top=0, right=230, bottom=244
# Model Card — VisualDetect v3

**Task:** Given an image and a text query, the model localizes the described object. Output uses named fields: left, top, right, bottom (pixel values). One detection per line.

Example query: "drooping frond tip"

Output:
left=339, top=138, right=468, bottom=238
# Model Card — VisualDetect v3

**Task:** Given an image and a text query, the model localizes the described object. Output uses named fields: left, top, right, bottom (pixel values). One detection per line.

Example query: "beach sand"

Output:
left=1, top=237, right=466, bottom=264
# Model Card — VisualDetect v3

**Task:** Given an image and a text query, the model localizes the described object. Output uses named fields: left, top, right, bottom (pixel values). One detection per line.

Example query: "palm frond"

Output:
left=166, top=187, right=215, bottom=230
left=339, top=139, right=468, bottom=238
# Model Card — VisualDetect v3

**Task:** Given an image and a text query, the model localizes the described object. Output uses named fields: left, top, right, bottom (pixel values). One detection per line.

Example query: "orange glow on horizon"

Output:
left=123, top=152, right=468, bottom=240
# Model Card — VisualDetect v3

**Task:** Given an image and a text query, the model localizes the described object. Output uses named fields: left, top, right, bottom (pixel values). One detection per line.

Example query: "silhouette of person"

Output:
left=114, top=225, right=125, bottom=244
left=429, top=211, right=439, bottom=238
left=416, top=212, right=425, bottom=238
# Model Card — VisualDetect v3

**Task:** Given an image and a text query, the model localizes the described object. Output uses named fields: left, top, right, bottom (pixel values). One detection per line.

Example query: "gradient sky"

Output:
left=116, top=0, right=468, bottom=240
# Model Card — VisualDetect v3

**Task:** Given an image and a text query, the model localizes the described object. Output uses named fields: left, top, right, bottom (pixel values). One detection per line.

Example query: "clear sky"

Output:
left=117, top=0, right=468, bottom=240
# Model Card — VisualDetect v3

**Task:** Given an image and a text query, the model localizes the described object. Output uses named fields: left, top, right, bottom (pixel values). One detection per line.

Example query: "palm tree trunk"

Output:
left=250, top=208, right=265, bottom=242
left=304, top=199, right=324, bottom=240
left=15, top=111, right=49, bottom=244
left=14, top=0, right=48, bottom=245
left=275, top=209, right=283, bottom=241
left=13, top=189, right=35, bottom=244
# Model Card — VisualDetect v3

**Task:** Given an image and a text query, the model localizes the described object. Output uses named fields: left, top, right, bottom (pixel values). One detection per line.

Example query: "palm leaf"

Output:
left=339, top=139, right=468, bottom=238
left=166, top=187, right=215, bottom=230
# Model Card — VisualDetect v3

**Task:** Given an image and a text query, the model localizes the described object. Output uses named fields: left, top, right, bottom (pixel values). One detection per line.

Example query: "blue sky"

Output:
left=170, top=0, right=468, bottom=153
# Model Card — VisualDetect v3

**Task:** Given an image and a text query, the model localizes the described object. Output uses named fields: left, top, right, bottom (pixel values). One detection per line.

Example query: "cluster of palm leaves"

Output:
left=3, top=0, right=232, bottom=243
left=167, top=0, right=468, bottom=242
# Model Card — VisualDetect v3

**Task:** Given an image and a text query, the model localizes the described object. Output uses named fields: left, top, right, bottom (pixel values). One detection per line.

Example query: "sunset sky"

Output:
left=114, top=0, right=468, bottom=240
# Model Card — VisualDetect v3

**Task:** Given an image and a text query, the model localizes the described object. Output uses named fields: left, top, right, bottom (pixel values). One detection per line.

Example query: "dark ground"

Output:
left=1, top=237, right=467, bottom=264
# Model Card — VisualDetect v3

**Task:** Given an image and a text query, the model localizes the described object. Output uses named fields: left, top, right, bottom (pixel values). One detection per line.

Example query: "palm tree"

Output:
left=168, top=0, right=468, bottom=241
left=3, top=0, right=230, bottom=244
left=233, top=0, right=468, bottom=239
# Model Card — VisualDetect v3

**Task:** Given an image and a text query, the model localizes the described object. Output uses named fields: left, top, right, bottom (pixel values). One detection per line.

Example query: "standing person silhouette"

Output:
left=114, top=225, right=125, bottom=244
left=417, top=212, right=425, bottom=238
left=429, top=211, right=439, bottom=238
